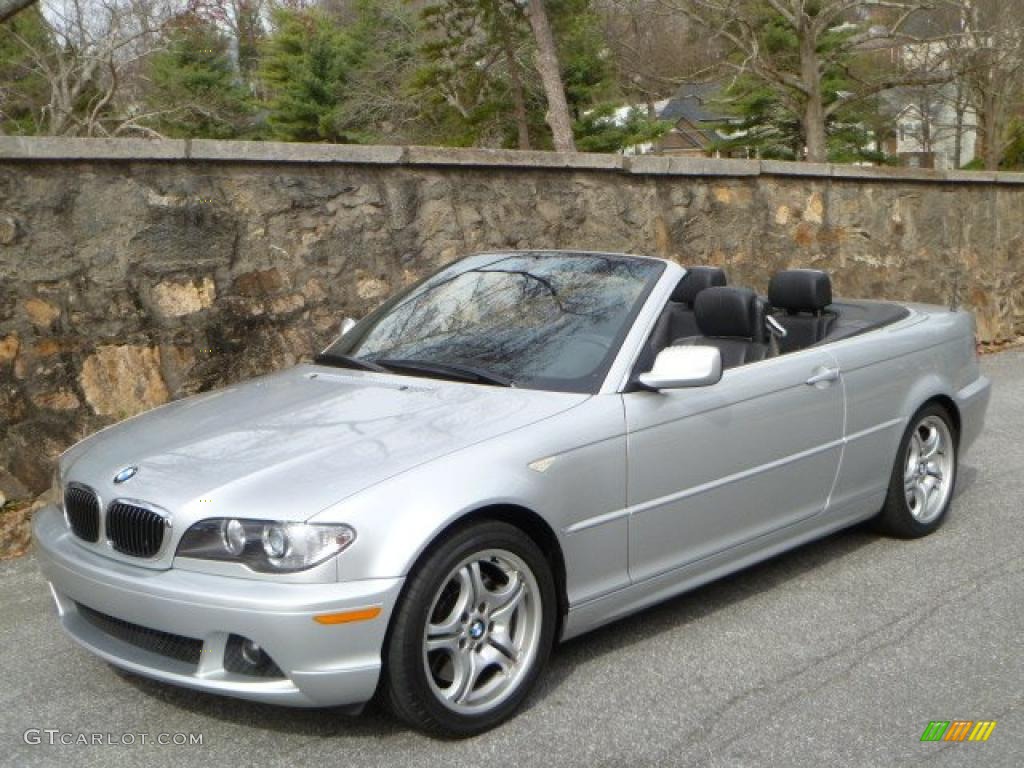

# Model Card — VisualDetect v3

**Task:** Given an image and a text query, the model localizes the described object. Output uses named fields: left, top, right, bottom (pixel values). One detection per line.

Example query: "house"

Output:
left=632, top=7, right=980, bottom=167
left=867, top=7, right=979, bottom=169
left=652, top=83, right=743, bottom=157
left=886, top=90, right=978, bottom=170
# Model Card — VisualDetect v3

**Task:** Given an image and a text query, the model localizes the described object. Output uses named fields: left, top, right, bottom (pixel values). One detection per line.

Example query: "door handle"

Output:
left=806, top=367, right=840, bottom=386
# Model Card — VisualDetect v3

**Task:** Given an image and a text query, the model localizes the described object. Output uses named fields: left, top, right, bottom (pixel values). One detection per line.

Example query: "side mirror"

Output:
left=638, top=346, right=722, bottom=390
left=339, top=317, right=358, bottom=336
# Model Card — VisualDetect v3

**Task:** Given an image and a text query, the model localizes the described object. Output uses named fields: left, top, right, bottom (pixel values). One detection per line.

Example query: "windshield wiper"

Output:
left=313, top=351, right=389, bottom=373
left=314, top=353, right=514, bottom=387
left=376, top=359, right=515, bottom=387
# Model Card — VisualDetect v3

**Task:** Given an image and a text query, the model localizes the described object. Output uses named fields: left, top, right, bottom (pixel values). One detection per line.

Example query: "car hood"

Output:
left=64, top=364, right=588, bottom=526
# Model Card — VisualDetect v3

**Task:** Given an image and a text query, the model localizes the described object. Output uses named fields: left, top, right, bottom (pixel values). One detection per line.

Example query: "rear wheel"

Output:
left=382, top=521, right=556, bottom=737
left=874, top=404, right=957, bottom=538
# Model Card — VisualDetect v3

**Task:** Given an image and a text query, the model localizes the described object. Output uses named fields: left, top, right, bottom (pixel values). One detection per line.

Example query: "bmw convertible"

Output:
left=33, top=250, right=990, bottom=736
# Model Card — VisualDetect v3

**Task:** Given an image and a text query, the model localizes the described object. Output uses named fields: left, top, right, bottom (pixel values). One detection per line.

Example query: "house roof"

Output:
left=657, top=83, right=731, bottom=124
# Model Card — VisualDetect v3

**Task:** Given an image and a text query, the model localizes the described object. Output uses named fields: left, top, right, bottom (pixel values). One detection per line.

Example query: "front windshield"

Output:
left=323, top=252, right=664, bottom=393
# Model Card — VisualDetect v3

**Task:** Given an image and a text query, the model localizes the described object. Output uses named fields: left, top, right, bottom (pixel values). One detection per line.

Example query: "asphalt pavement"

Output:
left=2, top=349, right=1022, bottom=768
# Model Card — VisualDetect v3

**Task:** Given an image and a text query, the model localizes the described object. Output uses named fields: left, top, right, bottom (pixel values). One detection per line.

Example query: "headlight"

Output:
left=223, top=519, right=246, bottom=556
left=176, top=518, right=355, bottom=573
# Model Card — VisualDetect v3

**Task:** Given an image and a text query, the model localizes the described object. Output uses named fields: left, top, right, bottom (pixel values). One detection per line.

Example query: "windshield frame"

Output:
left=319, top=251, right=667, bottom=395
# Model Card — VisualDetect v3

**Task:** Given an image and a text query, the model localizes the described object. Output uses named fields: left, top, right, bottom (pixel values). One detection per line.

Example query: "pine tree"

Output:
left=143, top=14, right=254, bottom=139
left=553, top=0, right=665, bottom=153
left=411, top=0, right=535, bottom=147
left=573, top=105, right=667, bottom=153
left=550, top=0, right=614, bottom=118
left=711, top=11, right=893, bottom=164
left=327, top=0, right=419, bottom=144
left=410, top=0, right=633, bottom=150
left=0, top=6, right=52, bottom=135
left=260, top=8, right=361, bottom=142
left=260, top=3, right=415, bottom=144
left=993, top=119, right=1024, bottom=169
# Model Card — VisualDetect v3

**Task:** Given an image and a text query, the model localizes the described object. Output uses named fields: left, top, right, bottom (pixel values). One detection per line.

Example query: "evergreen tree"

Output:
left=143, top=14, right=254, bottom=139
left=328, top=0, right=419, bottom=144
left=1001, top=120, right=1024, bottom=169
left=573, top=105, right=667, bottom=153
left=260, top=2, right=414, bottom=143
left=713, top=75, right=803, bottom=160
left=260, top=8, right=361, bottom=142
left=410, top=0, right=637, bottom=150
left=711, top=11, right=893, bottom=163
left=555, top=0, right=665, bottom=153
left=0, top=6, right=52, bottom=135
left=411, top=0, right=537, bottom=147
left=550, top=0, right=614, bottom=118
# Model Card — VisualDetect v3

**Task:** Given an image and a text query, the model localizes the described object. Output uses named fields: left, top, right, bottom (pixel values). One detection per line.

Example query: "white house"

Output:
left=891, top=86, right=978, bottom=169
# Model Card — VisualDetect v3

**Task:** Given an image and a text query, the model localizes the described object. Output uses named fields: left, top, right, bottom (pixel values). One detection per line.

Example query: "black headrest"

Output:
left=769, top=269, right=832, bottom=313
left=671, top=266, right=727, bottom=305
left=694, top=287, right=761, bottom=339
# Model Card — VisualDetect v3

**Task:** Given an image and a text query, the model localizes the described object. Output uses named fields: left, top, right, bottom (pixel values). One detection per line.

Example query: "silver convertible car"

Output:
left=34, top=251, right=990, bottom=736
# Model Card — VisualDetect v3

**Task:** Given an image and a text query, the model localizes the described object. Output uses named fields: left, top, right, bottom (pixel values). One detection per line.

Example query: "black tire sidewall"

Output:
left=384, top=520, right=557, bottom=737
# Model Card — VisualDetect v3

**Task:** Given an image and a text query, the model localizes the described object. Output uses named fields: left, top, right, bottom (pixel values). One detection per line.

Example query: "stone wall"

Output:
left=1, top=137, right=1022, bottom=499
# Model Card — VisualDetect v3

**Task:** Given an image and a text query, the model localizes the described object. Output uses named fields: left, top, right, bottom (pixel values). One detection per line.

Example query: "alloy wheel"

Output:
left=421, top=549, right=543, bottom=716
left=903, top=415, right=955, bottom=524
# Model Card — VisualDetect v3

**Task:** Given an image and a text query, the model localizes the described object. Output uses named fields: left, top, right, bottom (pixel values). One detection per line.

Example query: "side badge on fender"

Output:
left=528, top=456, right=557, bottom=474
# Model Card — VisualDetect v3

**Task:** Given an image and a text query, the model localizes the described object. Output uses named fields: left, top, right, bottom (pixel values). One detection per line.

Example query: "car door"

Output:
left=623, top=349, right=845, bottom=583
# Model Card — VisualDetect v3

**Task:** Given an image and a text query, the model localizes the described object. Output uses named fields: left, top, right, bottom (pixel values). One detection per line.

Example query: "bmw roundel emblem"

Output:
left=113, top=465, right=139, bottom=484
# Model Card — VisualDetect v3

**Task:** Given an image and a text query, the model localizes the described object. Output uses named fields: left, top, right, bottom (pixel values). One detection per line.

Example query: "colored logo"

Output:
left=112, top=465, right=139, bottom=484
left=920, top=720, right=997, bottom=742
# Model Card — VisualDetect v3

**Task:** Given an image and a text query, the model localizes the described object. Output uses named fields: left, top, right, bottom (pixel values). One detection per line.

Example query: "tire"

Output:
left=874, top=403, right=958, bottom=538
left=381, top=520, right=557, bottom=737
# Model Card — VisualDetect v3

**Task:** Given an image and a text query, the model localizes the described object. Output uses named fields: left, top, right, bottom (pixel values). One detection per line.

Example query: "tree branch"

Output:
left=824, top=68, right=952, bottom=117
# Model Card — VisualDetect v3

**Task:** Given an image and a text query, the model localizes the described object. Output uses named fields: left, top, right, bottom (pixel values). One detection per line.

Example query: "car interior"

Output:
left=636, top=266, right=912, bottom=375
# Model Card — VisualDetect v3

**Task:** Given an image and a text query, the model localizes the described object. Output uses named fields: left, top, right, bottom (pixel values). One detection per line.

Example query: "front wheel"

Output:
left=874, top=404, right=958, bottom=538
left=382, top=521, right=556, bottom=737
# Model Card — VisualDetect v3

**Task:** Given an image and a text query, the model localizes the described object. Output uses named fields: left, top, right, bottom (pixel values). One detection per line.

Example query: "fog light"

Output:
left=224, top=634, right=284, bottom=678
left=240, top=638, right=265, bottom=666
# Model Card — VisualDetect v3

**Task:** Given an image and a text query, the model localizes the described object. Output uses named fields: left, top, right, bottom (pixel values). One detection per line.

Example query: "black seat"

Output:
left=652, top=266, right=727, bottom=344
left=675, top=286, right=772, bottom=369
left=634, top=267, right=727, bottom=374
left=768, top=269, right=837, bottom=353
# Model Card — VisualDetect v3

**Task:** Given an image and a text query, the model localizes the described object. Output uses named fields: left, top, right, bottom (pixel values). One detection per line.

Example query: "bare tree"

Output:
left=951, top=0, right=1024, bottom=169
left=661, top=0, right=954, bottom=162
left=5, top=0, right=173, bottom=136
left=0, top=0, right=37, bottom=23
left=597, top=0, right=723, bottom=111
left=890, top=16, right=971, bottom=168
left=523, top=0, right=575, bottom=151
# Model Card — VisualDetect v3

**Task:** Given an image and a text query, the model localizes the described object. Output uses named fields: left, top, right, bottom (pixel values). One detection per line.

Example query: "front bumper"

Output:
left=32, top=505, right=403, bottom=708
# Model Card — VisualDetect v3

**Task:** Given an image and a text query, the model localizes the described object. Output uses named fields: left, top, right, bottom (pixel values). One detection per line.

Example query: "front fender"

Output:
left=313, top=395, right=630, bottom=609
